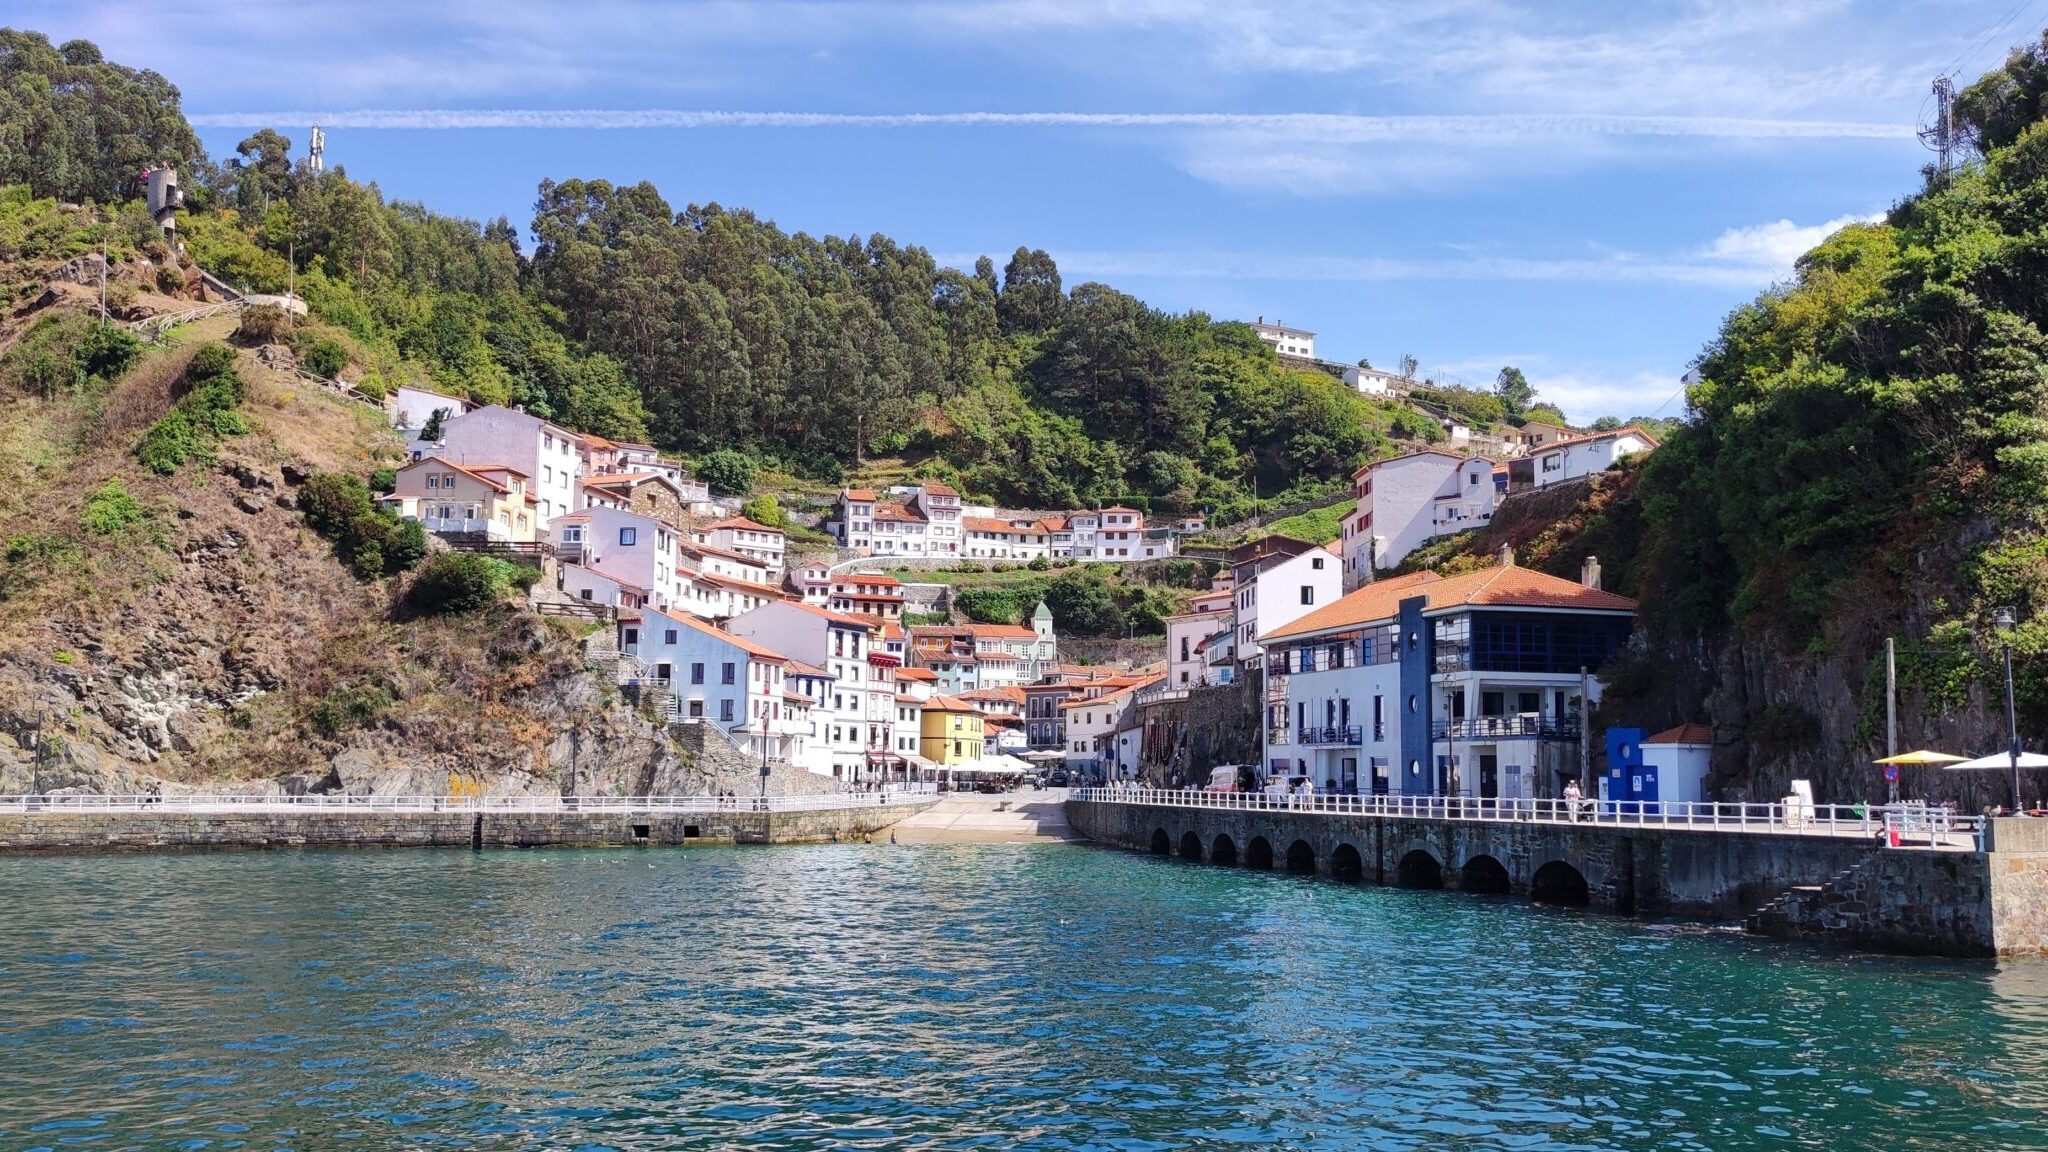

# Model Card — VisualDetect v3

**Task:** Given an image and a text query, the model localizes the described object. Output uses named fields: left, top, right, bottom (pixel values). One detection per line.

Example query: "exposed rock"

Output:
left=234, top=493, right=268, bottom=515
left=279, top=461, right=314, bottom=485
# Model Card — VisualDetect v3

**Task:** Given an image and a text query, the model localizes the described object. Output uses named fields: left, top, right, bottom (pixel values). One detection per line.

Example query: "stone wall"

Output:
left=1065, top=799, right=2039, bottom=956
left=1130, top=673, right=1263, bottom=786
left=0, top=799, right=934, bottom=854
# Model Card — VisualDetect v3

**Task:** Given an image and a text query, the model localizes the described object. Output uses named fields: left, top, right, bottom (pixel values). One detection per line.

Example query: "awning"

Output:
left=1874, top=750, right=1967, bottom=765
left=1946, top=751, right=2048, bottom=771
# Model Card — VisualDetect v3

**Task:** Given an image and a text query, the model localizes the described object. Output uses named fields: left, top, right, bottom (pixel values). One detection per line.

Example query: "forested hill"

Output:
left=1407, top=36, right=2048, bottom=803
left=0, top=27, right=1445, bottom=522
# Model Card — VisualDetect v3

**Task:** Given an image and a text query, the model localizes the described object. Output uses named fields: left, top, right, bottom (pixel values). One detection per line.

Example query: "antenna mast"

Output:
left=1918, top=76, right=1968, bottom=174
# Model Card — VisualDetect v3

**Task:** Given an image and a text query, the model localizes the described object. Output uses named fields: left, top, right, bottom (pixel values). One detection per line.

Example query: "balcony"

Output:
left=1431, top=715, right=1581, bottom=741
left=1299, top=725, right=1364, bottom=746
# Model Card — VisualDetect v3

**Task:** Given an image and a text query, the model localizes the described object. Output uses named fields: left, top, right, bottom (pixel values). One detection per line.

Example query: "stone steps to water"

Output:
left=890, top=790, right=1078, bottom=844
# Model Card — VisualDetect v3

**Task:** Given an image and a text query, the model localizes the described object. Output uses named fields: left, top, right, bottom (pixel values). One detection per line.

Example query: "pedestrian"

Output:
left=1563, top=779, right=1583, bottom=822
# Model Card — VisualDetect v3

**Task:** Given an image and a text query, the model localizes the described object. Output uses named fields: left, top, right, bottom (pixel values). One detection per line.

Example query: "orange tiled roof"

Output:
left=919, top=480, right=958, bottom=496
left=1645, top=723, right=1712, bottom=746
left=702, top=517, right=783, bottom=534
left=1262, top=566, right=1634, bottom=643
left=843, top=488, right=877, bottom=502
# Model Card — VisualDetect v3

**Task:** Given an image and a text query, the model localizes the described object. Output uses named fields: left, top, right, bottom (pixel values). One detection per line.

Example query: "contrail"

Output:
left=186, top=109, right=1914, bottom=140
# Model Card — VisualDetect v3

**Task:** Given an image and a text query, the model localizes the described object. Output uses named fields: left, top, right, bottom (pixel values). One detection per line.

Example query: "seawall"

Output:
left=1066, top=799, right=2048, bottom=958
left=0, top=801, right=934, bottom=854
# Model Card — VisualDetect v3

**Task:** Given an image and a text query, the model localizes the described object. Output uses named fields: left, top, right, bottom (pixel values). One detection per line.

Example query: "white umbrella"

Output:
left=1944, top=751, right=2048, bottom=771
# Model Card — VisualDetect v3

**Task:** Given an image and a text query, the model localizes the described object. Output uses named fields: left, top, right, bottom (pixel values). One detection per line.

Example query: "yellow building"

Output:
left=919, top=696, right=986, bottom=765
left=394, top=456, right=537, bottom=542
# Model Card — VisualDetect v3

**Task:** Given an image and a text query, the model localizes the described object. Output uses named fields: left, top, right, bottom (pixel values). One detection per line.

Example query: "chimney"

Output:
left=1581, top=555, right=1602, bottom=590
left=1498, top=544, right=1515, bottom=568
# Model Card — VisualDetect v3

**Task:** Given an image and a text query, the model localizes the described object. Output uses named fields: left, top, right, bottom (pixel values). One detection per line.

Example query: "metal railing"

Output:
left=1069, top=787, right=1984, bottom=849
left=1298, top=725, right=1364, bottom=746
left=1431, top=715, right=1582, bottom=741
left=0, top=791, right=934, bottom=815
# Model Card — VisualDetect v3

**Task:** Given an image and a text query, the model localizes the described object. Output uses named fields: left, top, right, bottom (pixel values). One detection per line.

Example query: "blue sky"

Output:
left=25, top=0, right=2038, bottom=420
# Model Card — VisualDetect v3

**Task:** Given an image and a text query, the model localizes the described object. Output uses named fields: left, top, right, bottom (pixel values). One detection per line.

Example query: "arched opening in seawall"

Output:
left=1532, top=860, right=1591, bottom=907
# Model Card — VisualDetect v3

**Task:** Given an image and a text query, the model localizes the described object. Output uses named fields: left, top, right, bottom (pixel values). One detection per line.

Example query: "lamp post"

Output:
left=758, top=723, right=772, bottom=805
left=1996, top=606, right=2023, bottom=814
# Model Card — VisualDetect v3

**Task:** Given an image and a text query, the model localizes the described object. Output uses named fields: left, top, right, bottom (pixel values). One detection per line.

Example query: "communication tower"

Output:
left=1918, top=76, right=1970, bottom=175
left=308, top=125, right=326, bottom=174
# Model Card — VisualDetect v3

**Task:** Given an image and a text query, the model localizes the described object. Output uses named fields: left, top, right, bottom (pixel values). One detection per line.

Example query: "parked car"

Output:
left=1046, top=769, right=1073, bottom=788
left=1205, top=764, right=1258, bottom=793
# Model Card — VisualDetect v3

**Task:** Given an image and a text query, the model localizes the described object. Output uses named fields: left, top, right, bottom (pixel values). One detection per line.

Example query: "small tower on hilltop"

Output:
left=1032, top=600, right=1058, bottom=676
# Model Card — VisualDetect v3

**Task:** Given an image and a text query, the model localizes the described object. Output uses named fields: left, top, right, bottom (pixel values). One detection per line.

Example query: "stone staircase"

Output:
left=1745, top=854, right=1879, bottom=939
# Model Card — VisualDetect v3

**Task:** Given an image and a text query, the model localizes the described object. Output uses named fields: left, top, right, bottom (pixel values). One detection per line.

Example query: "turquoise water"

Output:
left=2, top=845, right=2046, bottom=1151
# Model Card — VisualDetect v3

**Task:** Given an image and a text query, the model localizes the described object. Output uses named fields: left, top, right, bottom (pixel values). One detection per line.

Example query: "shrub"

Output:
left=406, top=552, right=507, bottom=615
left=697, top=449, right=756, bottom=496
left=236, top=303, right=290, bottom=344
left=1027, top=555, right=1051, bottom=571
left=80, top=479, right=146, bottom=536
left=298, top=337, right=349, bottom=379
left=154, top=264, right=185, bottom=293
left=298, top=471, right=426, bottom=579
left=740, top=494, right=784, bottom=527
left=369, top=466, right=397, bottom=493
left=307, top=681, right=395, bottom=739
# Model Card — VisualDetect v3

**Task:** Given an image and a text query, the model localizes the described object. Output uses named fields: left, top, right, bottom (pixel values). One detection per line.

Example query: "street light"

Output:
left=1995, top=606, right=2023, bottom=814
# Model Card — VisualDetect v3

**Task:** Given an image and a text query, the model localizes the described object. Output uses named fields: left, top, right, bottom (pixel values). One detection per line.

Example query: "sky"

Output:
left=22, top=0, right=2046, bottom=421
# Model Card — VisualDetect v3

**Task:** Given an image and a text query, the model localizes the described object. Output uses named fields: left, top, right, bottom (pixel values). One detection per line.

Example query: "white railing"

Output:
left=0, top=791, right=934, bottom=815
left=1070, top=787, right=1984, bottom=849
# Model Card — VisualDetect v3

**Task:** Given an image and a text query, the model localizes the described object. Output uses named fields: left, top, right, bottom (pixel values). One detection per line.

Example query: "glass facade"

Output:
left=1433, top=611, right=1630, bottom=675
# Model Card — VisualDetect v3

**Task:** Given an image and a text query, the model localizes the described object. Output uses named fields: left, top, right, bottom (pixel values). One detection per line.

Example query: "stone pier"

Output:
left=0, top=801, right=933, bottom=854
left=1066, top=799, right=2048, bottom=957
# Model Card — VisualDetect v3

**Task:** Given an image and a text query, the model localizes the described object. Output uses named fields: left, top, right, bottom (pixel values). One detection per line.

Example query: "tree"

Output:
left=1398, top=354, right=1419, bottom=380
left=697, top=449, right=756, bottom=496
left=0, top=31, right=205, bottom=202
left=407, top=553, right=506, bottom=615
left=1495, top=366, right=1534, bottom=420
left=231, top=128, right=294, bottom=212
left=998, top=247, right=1063, bottom=335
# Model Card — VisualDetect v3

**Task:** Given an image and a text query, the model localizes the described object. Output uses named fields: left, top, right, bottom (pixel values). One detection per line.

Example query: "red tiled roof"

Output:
left=401, top=455, right=525, bottom=495
left=872, top=501, right=925, bottom=523
left=777, top=600, right=882, bottom=630
left=1646, top=723, right=1712, bottom=746
left=972, top=623, right=1037, bottom=639
left=896, top=667, right=938, bottom=682
left=655, top=610, right=789, bottom=662
left=685, top=542, right=772, bottom=568
left=919, top=480, right=958, bottom=496
left=843, top=489, right=877, bottom=502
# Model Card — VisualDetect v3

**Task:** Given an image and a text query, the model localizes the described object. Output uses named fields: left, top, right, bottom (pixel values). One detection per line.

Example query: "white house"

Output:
left=1230, top=540, right=1343, bottom=668
left=681, top=571, right=786, bottom=621
left=961, top=516, right=1052, bottom=561
left=1258, top=559, right=1634, bottom=797
left=389, top=385, right=470, bottom=434
left=423, top=404, right=584, bottom=525
left=1532, top=427, right=1658, bottom=488
left=694, top=517, right=786, bottom=576
left=1250, top=316, right=1315, bottom=359
left=1165, top=610, right=1233, bottom=690
left=1343, top=450, right=1498, bottom=582
left=1642, top=723, right=1713, bottom=805
left=832, top=482, right=962, bottom=557
left=621, top=608, right=808, bottom=765
left=684, top=542, right=776, bottom=587
left=1060, top=675, right=1157, bottom=777
left=551, top=507, right=684, bottom=613
left=728, top=600, right=888, bottom=780
left=1344, top=365, right=1404, bottom=396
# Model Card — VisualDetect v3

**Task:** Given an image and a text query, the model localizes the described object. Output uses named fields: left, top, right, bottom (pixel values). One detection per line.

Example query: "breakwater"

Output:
left=0, top=795, right=935, bottom=854
left=1065, top=791, right=2048, bottom=957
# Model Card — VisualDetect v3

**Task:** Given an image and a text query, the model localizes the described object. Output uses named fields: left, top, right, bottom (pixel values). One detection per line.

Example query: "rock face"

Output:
left=0, top=343, right=739, bottom=802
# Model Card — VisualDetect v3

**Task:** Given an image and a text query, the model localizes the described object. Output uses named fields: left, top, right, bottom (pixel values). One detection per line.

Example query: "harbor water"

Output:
left=3, top=844, right=2047, bottom=1150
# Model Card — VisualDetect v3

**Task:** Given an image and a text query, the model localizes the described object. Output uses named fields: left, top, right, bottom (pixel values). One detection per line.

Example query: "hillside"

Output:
left=0, top=267, right=697, bottom=795
left=1406, top=34, right=2048, bottom=806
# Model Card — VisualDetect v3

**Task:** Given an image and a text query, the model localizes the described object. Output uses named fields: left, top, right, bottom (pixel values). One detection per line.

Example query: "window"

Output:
left=720, top=699, right=734, bottom=722
left=1311, top=557, right=1324, bottom=570
left=721, top=662, right=735, bottom=684
left=619, top=527, right=638, bottom=546
left=579, top=588, right=593, bottom=601
left=688, top=699, right=704, bottom=718
left=1300, top=586, right=1315, bottom=606
left=665, top=629, right=678, bottom=644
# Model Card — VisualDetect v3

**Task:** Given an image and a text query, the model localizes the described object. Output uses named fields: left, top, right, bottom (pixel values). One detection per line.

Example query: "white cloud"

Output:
left=184, top=109, right=1915, bottom=138
left=1701, top=212, right=1887, bottom=273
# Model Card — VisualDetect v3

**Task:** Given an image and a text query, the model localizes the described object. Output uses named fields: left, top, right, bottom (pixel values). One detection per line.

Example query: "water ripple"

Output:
left=1, top=845, right=2046, bottom=1150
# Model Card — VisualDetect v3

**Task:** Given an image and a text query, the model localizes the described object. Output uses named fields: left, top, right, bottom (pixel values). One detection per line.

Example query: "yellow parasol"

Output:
left=1874, top=750, right=1968, bottom=765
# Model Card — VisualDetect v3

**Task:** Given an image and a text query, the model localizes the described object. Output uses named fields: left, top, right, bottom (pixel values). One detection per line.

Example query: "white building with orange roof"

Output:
left=619, top=608, right=810, bottom=765
left=694, top=516, right=786, bottom=576
left=1060, top=673, right=1162, bottom=778
left=392, top=456, right=537, bottom=542
left=1165, top=609, right=1234, bottom=690
left=961, top=515, right=1051, bottom=561
left=684, top=541, right=776, bottom=587
left=1529, top=426, right=1659, bottom=489
left=551, top=507, right=684, bottom=613
left=1257, top=555, right=1634, bottom=799
left=829, top=571, right=907, bottom=621
left=729, top=600, right=890, bottom=780
left=579, top=471, right=706, bottom=528
left=681, top=571, right=785, bottom=621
